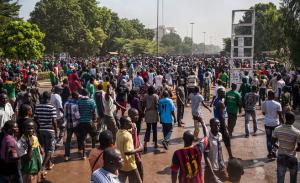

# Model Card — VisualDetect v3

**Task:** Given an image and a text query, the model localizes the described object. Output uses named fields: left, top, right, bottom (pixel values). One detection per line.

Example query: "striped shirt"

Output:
left=171, top=137, right=208, bottom=183
left=273, top=124, right=300, bottom=157
left=91, top=168, right=120, bottom=183
left=64, top=99, right=80, bottom=129
left=78, top=97, right=96, bottom=123
left=34, top=103, right=57, bottom=130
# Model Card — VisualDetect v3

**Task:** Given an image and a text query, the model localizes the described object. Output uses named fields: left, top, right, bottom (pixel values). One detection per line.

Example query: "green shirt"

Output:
left=220, top=73, right=228, bottom=83
left=239, top=83, right=251, bottom=97
left=87, top=83, right=95, bottom=97
left=225, top=90, right=241, bottom=115
left=5, top=81, right=16, bottom=99
left=49, top=71, right=56, bottom=83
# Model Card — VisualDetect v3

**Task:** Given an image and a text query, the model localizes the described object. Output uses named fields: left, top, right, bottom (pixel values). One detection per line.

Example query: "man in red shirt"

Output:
left=171, top=120, right=220, bottom=183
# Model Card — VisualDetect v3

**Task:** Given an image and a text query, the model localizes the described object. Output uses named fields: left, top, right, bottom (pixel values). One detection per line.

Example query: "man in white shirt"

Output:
left=154, top=72, right=163, bottom=92
left=262, top=90, right=284, bottom=159
left=51, top=86, right=64, bottom=145
left=0, top=94, right=14, bottom=131
left=275, top=74, right=286, bottom=100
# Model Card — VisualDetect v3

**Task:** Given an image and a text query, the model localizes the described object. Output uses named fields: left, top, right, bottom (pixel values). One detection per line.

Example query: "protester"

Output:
left=90, top=147, right=123, bottom=183
left=213, top=88, right=233, bottom=158
left=0, top=120, right=22, bottom=183
left=77, top=89, right=97, bottom=159
left=34, top=91, right=57, bottom=178
left=262, top=90, right=284, bottom=159
left=115, top=116, right=142, bottom=183
left=64, top=92, right=80, bottom=161
left=159, top=91, right=177, bottom=150
left=225, top=83, right=241, bottom=137
left=273, top=112, right=300, bottom=183
left=189, top=86, right=211, bottom=140
left=17, top=120, right=43, bottom=183
left=89, top=130, right=114, bottom=173
left=244, top=86, right=259, bottom=137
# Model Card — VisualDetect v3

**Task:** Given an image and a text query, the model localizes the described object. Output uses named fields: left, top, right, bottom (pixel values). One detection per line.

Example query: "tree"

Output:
left=0, top=20, right=45, bottom=60
left=238, top=3, right=285, bottom=54
left=222, top=37, right=231, bottom=54
left=30, top=0, right=107, bottom=57
left=143, top=28, right=155, bottom=40
left=280, top=0, right=300, bottom=67
left=123, top=39, right=155, bottom=55
left=0, top=0, right=21, bottom=27
left=160, top=32, right=182, bottom=54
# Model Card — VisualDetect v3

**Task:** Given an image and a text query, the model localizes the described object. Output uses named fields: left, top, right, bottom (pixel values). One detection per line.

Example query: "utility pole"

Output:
left=156, top=0, right=159, bottom=56
left=190, top=22, right=194, bottom=55
left=203, top=32, right=206, bottom=58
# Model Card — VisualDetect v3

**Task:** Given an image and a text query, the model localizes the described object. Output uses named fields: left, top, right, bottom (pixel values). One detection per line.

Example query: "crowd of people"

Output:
left=0, top=56, right=299, bottom=183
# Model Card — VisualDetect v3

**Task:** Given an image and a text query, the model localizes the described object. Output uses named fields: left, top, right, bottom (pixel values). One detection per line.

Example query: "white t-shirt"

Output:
left=102, top=96, right=116, bottom=117
left=187, top=75, right=197, bottom=88
left=154, top=75, right=163, bottom=88
left=189, top=93, right=204, bottom=117
left=0, top=103, right=14, bottom=131
left=262, top=100, right=282, bottom=127
left=276, top=79, right=286, bottom=97
left=148, top=73, right=154, bottom=85
left=51, top=93, right=63, bottom=119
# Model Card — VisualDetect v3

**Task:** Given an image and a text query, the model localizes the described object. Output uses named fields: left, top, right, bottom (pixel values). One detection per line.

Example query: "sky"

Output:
left=19, top=0, right=280, bottom=47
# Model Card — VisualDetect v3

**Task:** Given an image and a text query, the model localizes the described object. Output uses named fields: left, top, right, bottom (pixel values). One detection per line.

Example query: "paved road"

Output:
left=38, top=81, right=300, bottom=183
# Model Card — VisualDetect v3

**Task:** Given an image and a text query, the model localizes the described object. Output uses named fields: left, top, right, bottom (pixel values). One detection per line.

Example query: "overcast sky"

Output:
left=19, top=0, right=280, bottom=47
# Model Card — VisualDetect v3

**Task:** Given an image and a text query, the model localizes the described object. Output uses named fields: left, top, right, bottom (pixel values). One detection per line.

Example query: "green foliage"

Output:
left=280, top=0, right=300, bottom=67
left=0, top=0, right=21, bottom=27
left=0, top=20, right=45, bottom=60
left=222, top=38, right=231, bottom=54
left=235, top=3, right=285, bottom=54
left=123, top=39, right=156, bottom=55
left=30, top=0, right=107, bottom=57
left=160, top=33, right=182, bottom=54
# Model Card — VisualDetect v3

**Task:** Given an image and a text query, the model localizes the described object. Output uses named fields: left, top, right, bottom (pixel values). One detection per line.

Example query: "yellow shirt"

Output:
left=102, top=81, right=110, bottom=93
left=116, top=129, right=137, bottom=171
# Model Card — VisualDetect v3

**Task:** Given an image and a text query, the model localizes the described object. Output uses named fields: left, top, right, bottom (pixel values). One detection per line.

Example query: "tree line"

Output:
left=222, top=2, right=300, bottom=67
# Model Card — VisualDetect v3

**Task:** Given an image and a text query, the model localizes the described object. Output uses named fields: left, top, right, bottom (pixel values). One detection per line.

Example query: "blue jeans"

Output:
left=265, top=125, right=277, bottom=154
left=245, top=110, right=257, bottom=135
left=277, top=154, right=298, bottom=183
left=162, top=123, right=173, bottom=143
left=65, top=128, right=79, bottom=157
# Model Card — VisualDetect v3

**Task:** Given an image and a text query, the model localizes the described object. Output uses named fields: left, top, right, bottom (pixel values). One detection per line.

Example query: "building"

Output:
left=153, top=25, right=177, bottom=42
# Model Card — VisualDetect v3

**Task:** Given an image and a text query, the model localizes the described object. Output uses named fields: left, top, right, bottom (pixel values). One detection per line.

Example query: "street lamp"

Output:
left=190, top=22, right=194, bottom=55
left=203, top=32, right=206, bottom=58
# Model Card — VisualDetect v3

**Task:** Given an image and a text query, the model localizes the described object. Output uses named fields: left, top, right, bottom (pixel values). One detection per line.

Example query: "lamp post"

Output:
left=203, top=32, right=206, bottom=58
left=190, top=22, right=194, bottom=55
